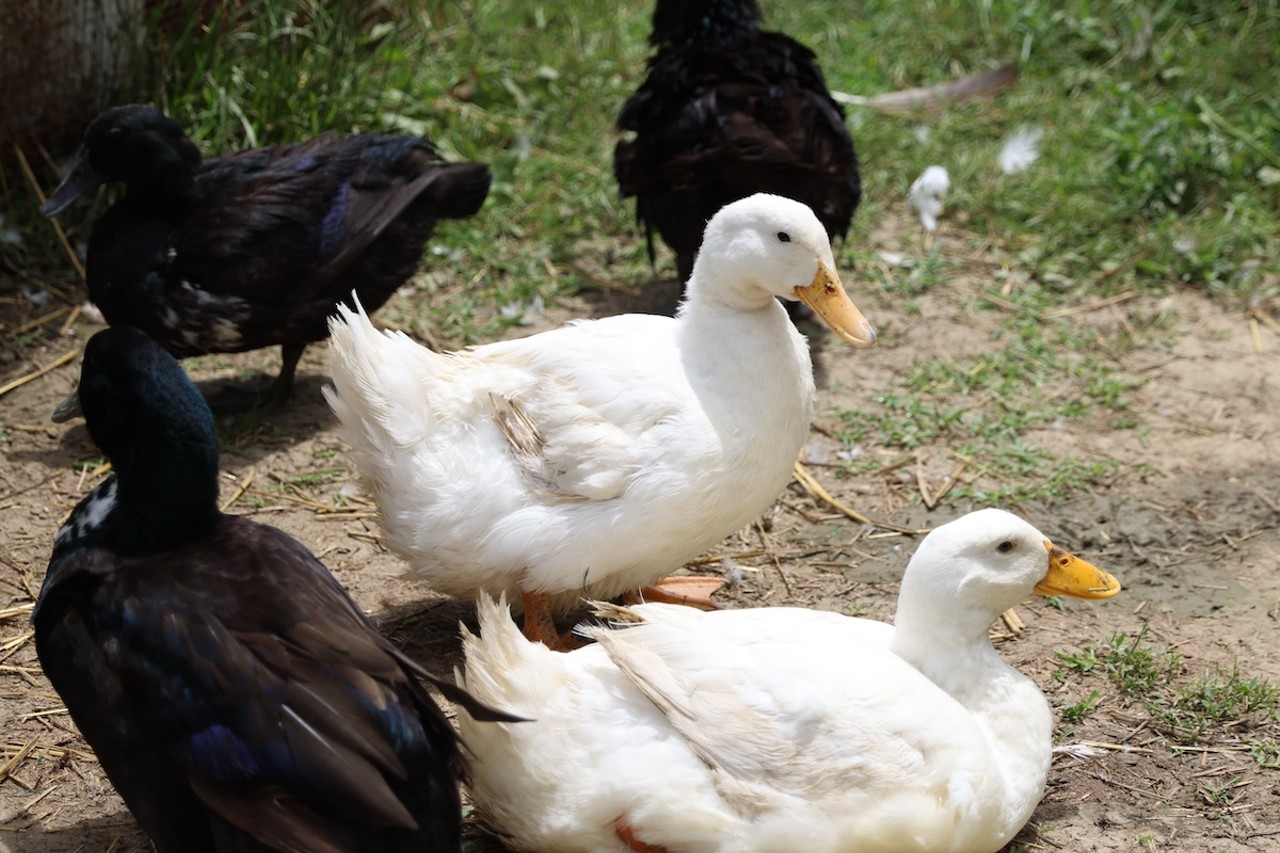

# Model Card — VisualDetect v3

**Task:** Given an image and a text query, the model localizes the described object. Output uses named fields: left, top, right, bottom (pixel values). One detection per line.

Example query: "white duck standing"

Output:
left=455, top=508, right=1121, bottom=853
left=325, top=193, right=875, bottom=645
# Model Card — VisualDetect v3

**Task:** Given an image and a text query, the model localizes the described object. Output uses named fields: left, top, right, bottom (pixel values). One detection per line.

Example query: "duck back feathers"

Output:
left=615, top=0, right=860, bottom=283
left=35, top=326, right=472, bottom=852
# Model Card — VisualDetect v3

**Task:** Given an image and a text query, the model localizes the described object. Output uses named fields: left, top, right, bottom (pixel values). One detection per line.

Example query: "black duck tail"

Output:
left=650, top=0, right=761, bottom=48
left=426, top=162, right=492, bottom=219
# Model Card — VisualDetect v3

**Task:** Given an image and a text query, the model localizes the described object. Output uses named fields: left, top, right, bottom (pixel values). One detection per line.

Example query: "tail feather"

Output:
left=458, top=594, right=592, bottom=727
left=456, top=594, right=538, bottom=717
left=324, top=298, right=441, bottom=454
left=427, top=163, right=492, bottom=219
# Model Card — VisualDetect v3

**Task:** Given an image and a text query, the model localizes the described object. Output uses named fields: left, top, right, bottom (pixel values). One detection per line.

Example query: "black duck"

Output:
left=42, top=105, right=491, bottom=408
left=614, top=0, right=860, bottom=292
left=34, top=325, right=510, bottom=852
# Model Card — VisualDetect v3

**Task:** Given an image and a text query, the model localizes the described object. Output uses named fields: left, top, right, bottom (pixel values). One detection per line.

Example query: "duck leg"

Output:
left=624, top=575, right=724, bottom=611
left=263, top=342, right=307, bottom=407
left=519, top=590, right=584, bottom=651
left=615, top=817, right=669, bottom=853
left=201, top=343, right=307, bottom=414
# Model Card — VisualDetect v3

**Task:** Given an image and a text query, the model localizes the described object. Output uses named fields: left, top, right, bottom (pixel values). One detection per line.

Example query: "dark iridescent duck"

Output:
left=33, top=326, right=514, bottom=852
left=42, top=105, right=491, bottom=408
left=614, top=0, right=860, bottom=289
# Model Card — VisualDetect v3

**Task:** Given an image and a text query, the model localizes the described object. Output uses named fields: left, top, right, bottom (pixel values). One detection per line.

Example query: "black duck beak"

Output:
left=42, top=150, right=105, bottom=217
left=51, top=388, right=83, bottom=423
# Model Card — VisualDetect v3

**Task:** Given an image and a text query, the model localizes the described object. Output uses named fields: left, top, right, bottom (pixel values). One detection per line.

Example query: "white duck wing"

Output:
left=591, top=605, right=992, bottom=816
left=474, top=314, right=684, bottom=501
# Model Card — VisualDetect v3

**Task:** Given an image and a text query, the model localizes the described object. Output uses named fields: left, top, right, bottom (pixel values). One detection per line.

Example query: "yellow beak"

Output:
left=794, top=261, right=876, bottom=346
left=1034, top=541, right=1121, bottom=599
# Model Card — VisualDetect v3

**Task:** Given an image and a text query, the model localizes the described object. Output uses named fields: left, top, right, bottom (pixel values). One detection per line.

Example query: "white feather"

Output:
left=998, top=126, right=1043, bottom=175
left=908, top=165, right=950, bottom=232
left=79, top=301, right=106, bottom=325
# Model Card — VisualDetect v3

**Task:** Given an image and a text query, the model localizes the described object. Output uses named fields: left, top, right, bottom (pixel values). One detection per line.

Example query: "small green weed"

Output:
left=1250, top=741, right=1280, bottom=769
left=1061, top=690, right=1101, bottom=723
left=1197, top=776, right=1242, bottom=808
left=1054, top=628, right=1182, bottom=698
left=1156, top=668, right=1280, bottom=744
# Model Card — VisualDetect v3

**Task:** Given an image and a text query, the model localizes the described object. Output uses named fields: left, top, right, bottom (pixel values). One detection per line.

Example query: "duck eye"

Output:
left=997, top=541, right=1015, bottom=553
left=776, top=231, right=791, bottom=243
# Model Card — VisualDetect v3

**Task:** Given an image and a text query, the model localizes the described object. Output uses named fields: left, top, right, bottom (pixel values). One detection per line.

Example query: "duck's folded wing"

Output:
left=591, top=606, right=980, bottom=809
left=34, top=550, right=215, bottom=853
left=476, top=316, right=685, bottom=502
left=174, top=143, right=345, bottom=303
left=177, top=136, right=451, bottom=303
left=487, top=388, right=637, bottom=501
left=139, top=529, right=462, bottom=849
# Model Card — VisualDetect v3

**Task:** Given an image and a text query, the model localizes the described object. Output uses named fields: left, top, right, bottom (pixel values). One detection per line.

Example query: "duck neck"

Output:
left=675, top=292, right=814, bottom=464
left=88, top=410, right=222, bottom=556
left=651, top=0, right=761, bottom=48
left=892, top=608, right=1010, bottom=702
left=116, top=448, right=220, bottom=552
left=678, top=288, right=810, bottom=386
left=891, top=606, right=1053, bottom=830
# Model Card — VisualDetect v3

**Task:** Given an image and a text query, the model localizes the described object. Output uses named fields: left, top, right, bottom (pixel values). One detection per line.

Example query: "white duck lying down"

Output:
left=325, top=193, right=875, bottom=646
left=456, top=508, right=1122, bottom=853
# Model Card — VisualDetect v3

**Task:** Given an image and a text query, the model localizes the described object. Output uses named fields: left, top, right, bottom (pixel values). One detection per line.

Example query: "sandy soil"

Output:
left=1, top=219, right=1278, bottom=852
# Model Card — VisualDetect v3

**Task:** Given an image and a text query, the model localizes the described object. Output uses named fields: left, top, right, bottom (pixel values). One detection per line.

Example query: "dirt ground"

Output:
left=1, top=216, right=1278, bottom=852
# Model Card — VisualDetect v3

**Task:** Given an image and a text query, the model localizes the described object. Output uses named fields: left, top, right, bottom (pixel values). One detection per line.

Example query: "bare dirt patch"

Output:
left=1, top=221, right=1278, bottom=851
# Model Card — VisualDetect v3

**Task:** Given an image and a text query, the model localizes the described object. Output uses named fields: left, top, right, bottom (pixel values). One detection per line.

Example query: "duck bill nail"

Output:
left=51, top=389, right=84, bottom=423
left=41, top=152, right=104, bottom=218
left=795, top=262, right=876, bottom=346
left=1034, top=541, right=1121, bottom=600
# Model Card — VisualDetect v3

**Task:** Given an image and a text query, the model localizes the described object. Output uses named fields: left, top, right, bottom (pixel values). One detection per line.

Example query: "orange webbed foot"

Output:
left=623, top=575, right=725, bottom=611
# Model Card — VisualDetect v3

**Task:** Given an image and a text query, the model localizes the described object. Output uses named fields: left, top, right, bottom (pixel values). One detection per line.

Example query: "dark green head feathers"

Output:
left=52, top=327, right=220, bottom=555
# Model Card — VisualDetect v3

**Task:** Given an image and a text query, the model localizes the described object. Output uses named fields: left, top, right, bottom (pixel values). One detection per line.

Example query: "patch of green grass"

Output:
left=823, top=0, right=1280, bottom=301
left=220, top=410, right=284, bottom=447
left=836, top=292, right=1142, bottom=502
left=1157, top=667, right=1280, bottom=744
left=1056, top=630, right=1280, bottom=746
left=872, top=249, right=950, bottom=297
left=1054, top=628, right=1182, bottom=697
left=275, top=466, right=348, bottom=488
left=1250, top=740, right=1280, bottom=769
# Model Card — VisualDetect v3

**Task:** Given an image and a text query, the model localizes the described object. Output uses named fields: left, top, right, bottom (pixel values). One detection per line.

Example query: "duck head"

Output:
left=685, top=193, right=876, bottom=346
left=896, top=508, right=1121, bottom=640
left=42, top=104, right=202, bottom=216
